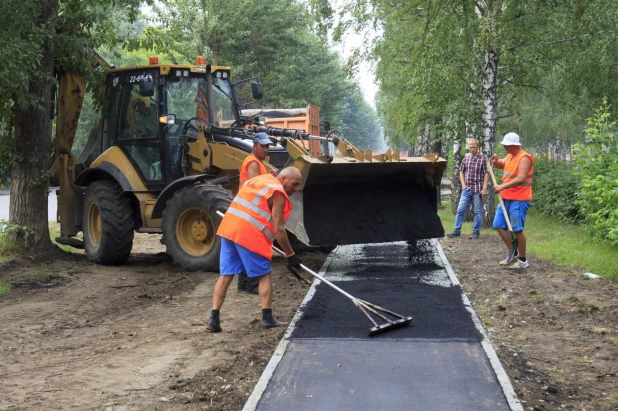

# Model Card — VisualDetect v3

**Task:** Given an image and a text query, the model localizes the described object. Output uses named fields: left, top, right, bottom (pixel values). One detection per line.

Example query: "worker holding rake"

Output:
left=206, top=167, right=303, bottom=332
left=491, top=132, right=534, bottom=269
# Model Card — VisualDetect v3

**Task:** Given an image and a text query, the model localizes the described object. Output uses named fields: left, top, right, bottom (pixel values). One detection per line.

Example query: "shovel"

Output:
left=485, top=155, right=518, bottom=264
left=215, top=210, right=413, bottom=336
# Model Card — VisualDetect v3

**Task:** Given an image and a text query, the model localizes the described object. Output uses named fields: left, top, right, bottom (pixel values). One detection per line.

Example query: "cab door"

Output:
left=114, top=70, right=164, bottom=189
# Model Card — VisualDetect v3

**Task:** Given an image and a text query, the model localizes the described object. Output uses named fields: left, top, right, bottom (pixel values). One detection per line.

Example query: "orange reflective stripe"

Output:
left=218, top=174, right=292, bottom=259
left=225, top=207, right=275, bottom=241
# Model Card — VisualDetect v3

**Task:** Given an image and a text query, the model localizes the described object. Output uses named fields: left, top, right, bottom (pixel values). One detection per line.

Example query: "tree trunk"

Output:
left=451, top=132, right=463, bottom=214
left=415, top=121, right=433, bottom=155
left=9, top=0, right=57, bottom=250
left=480, top=48, right=499, bottom=229
left=431, top=139, right=443, bottom=208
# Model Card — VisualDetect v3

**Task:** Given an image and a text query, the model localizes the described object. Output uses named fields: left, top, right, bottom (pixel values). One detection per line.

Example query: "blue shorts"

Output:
left=219, top=237, right=271, bottom=277
left=493, top=200, right=530, bottom=232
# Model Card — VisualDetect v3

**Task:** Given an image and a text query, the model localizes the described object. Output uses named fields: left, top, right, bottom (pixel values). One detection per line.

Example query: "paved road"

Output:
left=0, top=188, right=58, bottom=222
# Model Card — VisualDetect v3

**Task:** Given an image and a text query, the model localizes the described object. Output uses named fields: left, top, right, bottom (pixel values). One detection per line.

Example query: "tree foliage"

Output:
left=147, top=0, right=381, bottom=146
left=531, top=157, right=581, bottom=224
left=573, top=101, right=618, bottom=245
left=0, top=0, right=144, bottom=248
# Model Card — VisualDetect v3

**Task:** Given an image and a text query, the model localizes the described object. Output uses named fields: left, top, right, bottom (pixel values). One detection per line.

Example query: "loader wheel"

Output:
left=83, top=181, right=134, bottom=265
left=161, top=184, right=232, bottom=272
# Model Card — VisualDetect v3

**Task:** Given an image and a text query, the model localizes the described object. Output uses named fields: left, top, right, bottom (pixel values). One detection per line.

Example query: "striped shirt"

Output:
left=460, top=154, right=488, bottom=193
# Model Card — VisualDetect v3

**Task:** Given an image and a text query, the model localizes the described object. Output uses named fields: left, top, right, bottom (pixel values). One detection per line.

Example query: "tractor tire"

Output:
left=83, top=180, right=135, bottom=265
left=161, top=184, right=232, bottom=272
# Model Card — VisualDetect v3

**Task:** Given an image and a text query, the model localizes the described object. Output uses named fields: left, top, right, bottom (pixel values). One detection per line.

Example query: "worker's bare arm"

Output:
left=271, top=192, right=294, bottom=256
left=246, top=161, right=260, bottom=180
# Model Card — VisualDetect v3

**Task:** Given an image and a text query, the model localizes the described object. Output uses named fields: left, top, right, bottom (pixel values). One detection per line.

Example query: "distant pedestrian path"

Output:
left=0, top=187, right=58, bottom=222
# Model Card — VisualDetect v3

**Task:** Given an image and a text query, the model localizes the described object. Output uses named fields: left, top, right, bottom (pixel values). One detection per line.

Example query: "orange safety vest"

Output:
left=217, top=174, right=292, bottom=259
left=501, top=149, right=534, bottom=201
left=239, top=155, right=268, bottom=187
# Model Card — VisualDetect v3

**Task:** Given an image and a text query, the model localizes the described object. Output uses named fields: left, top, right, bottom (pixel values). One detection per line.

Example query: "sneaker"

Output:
left=261, top=317, right=288, bottom=330
left=506, top=259, right=529, bottom=269
left=446, top=230, right=461, bottom=238
left=205, top=318, right=222, bottom=333
left=499, top=254, right=519, bottom=266
left=468, top=232, right=479, bottom=239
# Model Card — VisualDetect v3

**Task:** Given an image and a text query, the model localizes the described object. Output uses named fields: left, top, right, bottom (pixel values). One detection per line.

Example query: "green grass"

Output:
left=49, top=222, right=80, bottom=253
left=0, top=281, right=11, bottom=295
left=0, top=222, right=80, bottom=261
left=439, top=200, right=618, bottom=279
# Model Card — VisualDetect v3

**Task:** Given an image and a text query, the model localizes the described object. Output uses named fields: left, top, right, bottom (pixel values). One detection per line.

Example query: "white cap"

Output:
left=499, top=132, right=521, bottom=146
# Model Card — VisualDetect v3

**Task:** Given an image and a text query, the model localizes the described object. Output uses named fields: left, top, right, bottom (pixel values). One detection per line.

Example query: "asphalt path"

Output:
left=247, top=241, right=521, bottom=411
left=0, top=187, right=58, bottom=222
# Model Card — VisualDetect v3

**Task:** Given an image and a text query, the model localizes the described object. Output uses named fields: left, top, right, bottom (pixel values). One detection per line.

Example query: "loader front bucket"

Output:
left=285, top=155, right=447, bottom=246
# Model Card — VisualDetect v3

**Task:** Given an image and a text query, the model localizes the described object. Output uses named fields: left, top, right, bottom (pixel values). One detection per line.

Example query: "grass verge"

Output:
left=439, top=200, right=618, bottom=279
left=49, top=222, right=81, bottom=253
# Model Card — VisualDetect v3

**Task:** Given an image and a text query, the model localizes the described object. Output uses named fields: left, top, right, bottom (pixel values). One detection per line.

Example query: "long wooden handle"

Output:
left=485, top=155, right=515, bottom=233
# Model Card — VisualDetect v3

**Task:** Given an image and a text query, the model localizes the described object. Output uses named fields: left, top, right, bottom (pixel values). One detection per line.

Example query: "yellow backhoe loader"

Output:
left=51, top=54, right=446, bottom=271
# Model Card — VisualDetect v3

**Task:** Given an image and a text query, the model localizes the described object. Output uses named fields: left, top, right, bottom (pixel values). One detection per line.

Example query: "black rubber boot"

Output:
left=206, top=310, right=222, bottom=333
left=238, top=273, right=259, bottom=294
left=261, top=317, right=288, bottom=330
left=262, top=308, right=288, bottom=329
left=245, top=276, right=260, bottom=295
left=237, top=272, right=248, bottom=292
left=206, top=318, right=222, bottom=333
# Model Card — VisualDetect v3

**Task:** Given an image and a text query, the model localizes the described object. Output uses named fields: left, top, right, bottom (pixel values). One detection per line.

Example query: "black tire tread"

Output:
left=161, top=184, right=232, bottom=272
left=83, top=181, right=134, bottom=265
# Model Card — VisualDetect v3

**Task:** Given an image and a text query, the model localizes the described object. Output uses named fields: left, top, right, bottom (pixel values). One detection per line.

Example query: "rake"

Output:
left=215, top=210, right=413, bottom=335
left=486, top=155, right=519, bottom=264
left=274, top=245, right=413, bottom=336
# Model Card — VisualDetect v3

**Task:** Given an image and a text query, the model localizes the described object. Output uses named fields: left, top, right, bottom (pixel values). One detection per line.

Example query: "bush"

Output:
left=573, top=101, right=618, bottom=246
left=0, top=220, right=40, bottom=251
left=532, top=156, right=582, bottom=224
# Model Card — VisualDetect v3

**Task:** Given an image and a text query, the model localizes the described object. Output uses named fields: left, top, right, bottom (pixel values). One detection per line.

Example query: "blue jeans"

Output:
left=454, top=188, right=483, bottom=233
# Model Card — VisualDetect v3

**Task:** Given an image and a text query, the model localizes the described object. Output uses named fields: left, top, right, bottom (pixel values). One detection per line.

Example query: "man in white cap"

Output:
left=491, top=132, right=534, bottom=269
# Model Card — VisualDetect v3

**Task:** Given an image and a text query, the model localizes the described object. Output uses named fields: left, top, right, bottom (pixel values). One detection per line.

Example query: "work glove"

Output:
left=286, top=253, right=302, bottom=269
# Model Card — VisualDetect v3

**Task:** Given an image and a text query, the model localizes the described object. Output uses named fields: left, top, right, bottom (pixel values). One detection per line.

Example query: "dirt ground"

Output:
left=1, top=231, right=616, bottom=411
left=0, top=234, right=326, bottom=411
left=443, top=233, right=618, bottom=411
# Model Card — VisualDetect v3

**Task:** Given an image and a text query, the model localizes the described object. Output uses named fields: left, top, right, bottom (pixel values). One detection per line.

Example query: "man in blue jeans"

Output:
left=447, top=139, right=489, bottom=239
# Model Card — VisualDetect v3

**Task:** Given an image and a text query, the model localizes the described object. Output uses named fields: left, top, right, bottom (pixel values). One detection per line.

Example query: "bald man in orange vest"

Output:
left=206, top=167, right=303, bottom=332
left=237, top=132, right=273, bottom=294
left=491, top=132, right=534, bottom=269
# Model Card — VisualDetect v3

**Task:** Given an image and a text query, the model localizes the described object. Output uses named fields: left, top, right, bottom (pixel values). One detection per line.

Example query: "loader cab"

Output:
left=102, top=69, right=164, bottom=189
left=161, top=67, right=240, bottom=180
left=101, top=65, right=242, bottom=188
